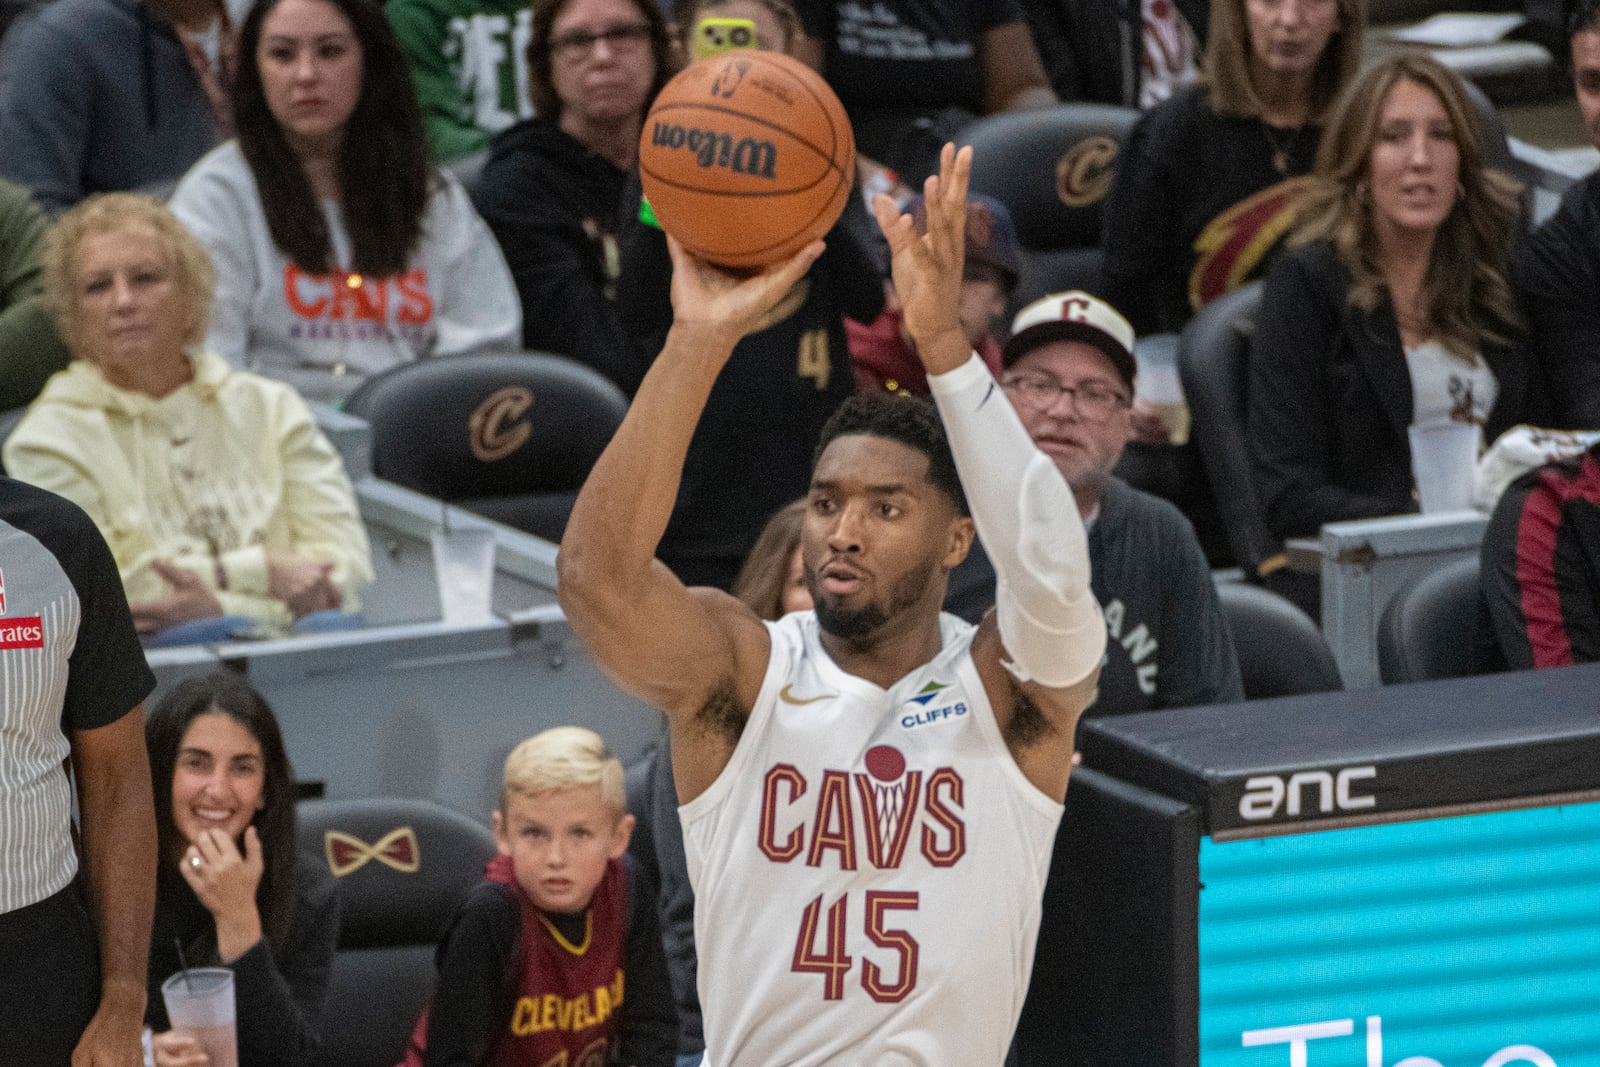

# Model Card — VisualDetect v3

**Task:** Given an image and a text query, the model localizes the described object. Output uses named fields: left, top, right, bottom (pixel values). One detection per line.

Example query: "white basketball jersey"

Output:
left=681, top=611, right=1065, bottom=1067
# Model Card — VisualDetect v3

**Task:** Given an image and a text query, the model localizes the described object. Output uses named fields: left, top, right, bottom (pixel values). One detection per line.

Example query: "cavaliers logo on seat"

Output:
left=324, top=826, right=421, bottom=877
left=1055, top=136, right=1119, bottom=210
left=469, top=386, right=534, bottom=462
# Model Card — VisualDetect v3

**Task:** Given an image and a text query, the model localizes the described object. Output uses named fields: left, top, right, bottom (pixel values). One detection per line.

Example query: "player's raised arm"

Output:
left=557, top=238, right=823, bottom=775
left=875, top=145, right=1106, bottom=798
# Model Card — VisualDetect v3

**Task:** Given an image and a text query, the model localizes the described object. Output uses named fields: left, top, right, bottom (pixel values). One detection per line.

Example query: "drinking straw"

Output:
left=174, top=938, right=194, bottom=992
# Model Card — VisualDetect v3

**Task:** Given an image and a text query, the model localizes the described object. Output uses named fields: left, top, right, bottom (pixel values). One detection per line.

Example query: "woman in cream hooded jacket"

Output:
left=3, top=193, right=373, bottom=638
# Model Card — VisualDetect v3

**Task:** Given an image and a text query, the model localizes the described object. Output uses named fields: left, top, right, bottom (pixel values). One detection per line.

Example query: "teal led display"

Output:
left=1198, top=800, right=1600, bottom=1067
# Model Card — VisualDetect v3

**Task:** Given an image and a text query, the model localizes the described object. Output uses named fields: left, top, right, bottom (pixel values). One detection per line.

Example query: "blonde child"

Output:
left=407, top=728, right=674, bottom=1066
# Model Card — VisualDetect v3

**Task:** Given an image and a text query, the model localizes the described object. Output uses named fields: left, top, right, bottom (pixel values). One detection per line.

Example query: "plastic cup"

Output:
left=431, top=527, right=497, bottom=624
left=1409, top=421, right=1480, bottom=514
left=160, top=967, right=238, bottom=1067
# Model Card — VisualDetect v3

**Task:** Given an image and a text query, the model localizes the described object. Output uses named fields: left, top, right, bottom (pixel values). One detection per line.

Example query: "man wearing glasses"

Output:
left=946, top=290, right=1243, bottom=717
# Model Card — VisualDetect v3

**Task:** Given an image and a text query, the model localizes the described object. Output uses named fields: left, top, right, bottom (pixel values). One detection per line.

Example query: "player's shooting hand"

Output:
left=872, top=142, right=972, bottom=376
left=666, top=236, right=824, bottom=346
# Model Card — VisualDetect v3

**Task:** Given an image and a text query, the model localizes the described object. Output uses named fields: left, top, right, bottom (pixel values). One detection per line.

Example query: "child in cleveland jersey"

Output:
left=408, top=728, right=675, bottom=1066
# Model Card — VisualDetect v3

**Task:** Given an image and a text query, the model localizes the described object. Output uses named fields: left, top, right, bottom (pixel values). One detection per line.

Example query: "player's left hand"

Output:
left=666, top=236, right=822, bottom=345
left=872, top=142, right=972, bottom=374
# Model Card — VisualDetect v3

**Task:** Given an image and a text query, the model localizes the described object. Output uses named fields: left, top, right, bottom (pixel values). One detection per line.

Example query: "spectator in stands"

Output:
left=1250, top=54, right=1532, bottom=541
left=3, top=194, right=375, bottom=643
left=170, top=0, right=520, bottom=406
left=731, top=499, right=813, bottom=621
left=409, top=726, right=675, bottom=1066
left=944, top=290, right=1244, bottom=714
left=1101, top=0, right=1363, bottom=334
left=611, top=0, right=881, bottom=588
left=849, top=193, right=1018, bottom=396
left=791, top=0, right=1057, bottom=186
left=1021, top=0, right=1206, bottom=107
left=1514, top=0, right=1600, bottom=427
left=1482, top=440, right=1600, bottom=668
left=144, top=672, right=340, bottom=1067
left=473, top=0, right=673, bottom=388
left=0, top=0, right=234, bottom=213
left=0, top=178, right=71, bottom=410
left=386, top=0, right=534, bottom=164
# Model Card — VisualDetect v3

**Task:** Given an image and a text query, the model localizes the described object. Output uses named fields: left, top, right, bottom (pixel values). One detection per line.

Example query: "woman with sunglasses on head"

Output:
left=471, top=0, right=675, bottom=395
left=169, top=0, right=520, bottom=406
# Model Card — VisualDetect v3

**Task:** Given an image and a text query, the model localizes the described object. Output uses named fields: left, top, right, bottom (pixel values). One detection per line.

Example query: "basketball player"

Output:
left=557, top=144, right=1105, bottom=1066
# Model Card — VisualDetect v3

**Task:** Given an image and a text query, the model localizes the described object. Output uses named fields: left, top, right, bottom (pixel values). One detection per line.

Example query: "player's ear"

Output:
left=942, top=514, right=975, bottom=570
left=609, top=812, right=636, bottom=858
left=492, top=809, right=512, bottom=857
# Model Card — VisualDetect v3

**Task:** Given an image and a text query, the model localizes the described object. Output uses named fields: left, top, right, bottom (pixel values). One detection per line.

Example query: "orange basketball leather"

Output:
left=639, top=51, right=856, bottom=269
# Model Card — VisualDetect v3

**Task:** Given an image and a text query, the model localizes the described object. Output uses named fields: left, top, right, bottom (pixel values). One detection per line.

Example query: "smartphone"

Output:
left=694, top=16, right=758, bottom=60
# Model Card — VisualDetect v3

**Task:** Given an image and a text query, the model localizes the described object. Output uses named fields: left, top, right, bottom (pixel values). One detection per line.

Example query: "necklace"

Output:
left=1261, top=121, right=1306, bottom=177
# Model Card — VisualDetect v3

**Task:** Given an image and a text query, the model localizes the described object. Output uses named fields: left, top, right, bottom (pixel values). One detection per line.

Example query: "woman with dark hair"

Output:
left=471, top=0, right=674, bottom=393
left=143, top=672, right=338, bottom=1067
left=731, top=499, right=813, bottom=621
left=170, top=0, right=520, bottom=405
left=1249, top=53, right=1534, bottom=539
left=1102, top=0, right=1365, bottom=334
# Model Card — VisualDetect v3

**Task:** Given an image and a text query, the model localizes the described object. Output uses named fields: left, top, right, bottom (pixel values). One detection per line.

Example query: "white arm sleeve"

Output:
left=928, top=353, right=1106, bottom=688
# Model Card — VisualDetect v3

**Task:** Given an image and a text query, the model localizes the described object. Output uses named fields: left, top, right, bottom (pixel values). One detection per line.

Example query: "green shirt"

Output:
left=387, top=0, right=536, bottom=163
left=0, top=179, right=70, bottom=412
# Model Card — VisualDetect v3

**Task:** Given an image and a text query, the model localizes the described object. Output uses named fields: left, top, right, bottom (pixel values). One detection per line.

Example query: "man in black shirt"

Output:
left=1515, top=0, right=1600, bottom=427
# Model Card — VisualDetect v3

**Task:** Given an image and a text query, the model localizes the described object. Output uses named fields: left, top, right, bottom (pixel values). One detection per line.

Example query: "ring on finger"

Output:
left=190, top=855, right=203, bottom=869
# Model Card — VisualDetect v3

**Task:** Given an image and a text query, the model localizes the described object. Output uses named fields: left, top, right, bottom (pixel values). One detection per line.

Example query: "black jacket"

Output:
left=1250, top=240, right=1537, bottom=540
left=1513, top=171, right=1600, bottom=427
left=472, top=118, right=647, bottom=393
left=1019, top=0, right=1208, bottom=105
left=1101, top=85, right=1316, bottom=335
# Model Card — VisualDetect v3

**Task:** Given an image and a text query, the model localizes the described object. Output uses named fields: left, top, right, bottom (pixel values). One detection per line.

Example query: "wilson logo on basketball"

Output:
left=469, top=386, right=534, bottom=462
left=1055, top=136, right=1119, bottom=209
left=0, top=616, right=44, bottom=650
left=650, top=123, right=777, bottom=179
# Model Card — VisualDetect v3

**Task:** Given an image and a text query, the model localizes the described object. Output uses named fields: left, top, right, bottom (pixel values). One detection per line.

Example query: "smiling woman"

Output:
left=1248, top=53, right=1537, bottom=540
left=142, top=673, right=340, bottom=1067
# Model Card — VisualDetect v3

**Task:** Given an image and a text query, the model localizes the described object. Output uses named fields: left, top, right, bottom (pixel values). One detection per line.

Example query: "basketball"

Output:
left=639, top=51, right=855, bottom=269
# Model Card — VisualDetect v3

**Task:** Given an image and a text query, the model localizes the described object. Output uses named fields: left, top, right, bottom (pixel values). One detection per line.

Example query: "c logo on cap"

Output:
left=1061, top=295, right=1094, bottom=322
left=469, top=386, right=534, bottom=462
left=1055, top=137, right=1119, bottom=209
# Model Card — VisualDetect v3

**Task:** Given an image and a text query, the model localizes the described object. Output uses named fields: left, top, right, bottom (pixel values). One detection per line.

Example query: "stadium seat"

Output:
left=1377, top=556, right=1507, bottom=683
left=344, top=351, right=628, bottom=544
left=298, top=796, right=497, bottom=1067
left=957, top=103, right=1139, bottom=311
left=1216, top=581, right=1344, bottom=698
left=1177, top=283, right=1289, bottom=582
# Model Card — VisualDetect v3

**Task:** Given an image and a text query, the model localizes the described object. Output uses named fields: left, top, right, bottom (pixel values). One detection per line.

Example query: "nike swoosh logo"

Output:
left=779, top=685, right=837, bottom=706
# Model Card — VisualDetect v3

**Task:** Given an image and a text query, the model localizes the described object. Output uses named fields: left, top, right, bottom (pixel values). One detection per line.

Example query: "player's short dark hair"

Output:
left=812, top=393, right=970, bottom=516
left=1572, top=0, right=1600, bottom=37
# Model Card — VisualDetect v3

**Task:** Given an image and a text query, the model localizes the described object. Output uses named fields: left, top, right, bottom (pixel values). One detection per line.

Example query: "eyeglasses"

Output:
left=550, top=23, right=653, bottom=60
left=1001, top=373, right=1131, bottom=420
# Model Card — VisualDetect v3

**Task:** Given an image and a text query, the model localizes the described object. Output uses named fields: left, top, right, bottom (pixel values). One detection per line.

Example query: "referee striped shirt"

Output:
left=1, top=477, right=153, bottom=914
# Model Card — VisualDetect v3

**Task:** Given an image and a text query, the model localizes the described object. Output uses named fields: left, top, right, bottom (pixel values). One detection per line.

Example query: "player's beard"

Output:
left=813, top=557, right=937, bottom=643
